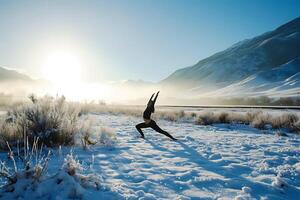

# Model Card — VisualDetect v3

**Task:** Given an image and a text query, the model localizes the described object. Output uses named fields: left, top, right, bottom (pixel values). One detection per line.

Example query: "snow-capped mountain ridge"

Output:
left=161, top=17, right=300, bottom=97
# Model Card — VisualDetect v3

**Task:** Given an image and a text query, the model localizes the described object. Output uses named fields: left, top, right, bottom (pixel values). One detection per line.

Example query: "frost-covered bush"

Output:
left=195, top=112, right=217, bottom=125
left=292, top=121, right=300, bottom=134
left=271, top=113, right=298, bottom=129
left=0, top=95, right=119, bottom=150
left=60, top=153, right=103, bottom=194
left=218, top=112, right=229, bottom=123
left=250, top=113, right=271, bottom=129
left=0, top=150, right=103, bottom=199
left=190, top=112, right=197, bottom=118
left=98, top=127, right=117, bottom=147
left=0, top=95, right=81, bottom=148
left=73, top=116, right=117, bottom=149
left=76, top=117, right=97, bottom=149
left=195, top=112, right=231, bottom=125
left=0, top=95, right=114, bottom=149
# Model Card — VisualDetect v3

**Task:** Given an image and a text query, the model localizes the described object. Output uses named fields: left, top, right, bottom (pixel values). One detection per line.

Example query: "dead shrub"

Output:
left=196, top=112, right=217, bottom=125
left=1, top=95, right=84, bottom=148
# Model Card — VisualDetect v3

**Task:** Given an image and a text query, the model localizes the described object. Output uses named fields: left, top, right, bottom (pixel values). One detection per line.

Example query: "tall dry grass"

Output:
left=76, top=101, right=300, bottom=134
left=195, top=111, right=300, bottom=133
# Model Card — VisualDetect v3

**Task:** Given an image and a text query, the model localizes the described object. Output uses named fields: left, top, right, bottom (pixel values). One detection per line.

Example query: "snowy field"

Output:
left=1, top=112, right=300, bottom=199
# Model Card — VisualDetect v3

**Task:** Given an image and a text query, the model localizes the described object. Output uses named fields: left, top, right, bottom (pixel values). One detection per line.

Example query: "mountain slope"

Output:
left=0, top=66, right=32, bottom=82
left=161, top=17, right=300, bottom=97
left=201, top=58, right=300, bottom=98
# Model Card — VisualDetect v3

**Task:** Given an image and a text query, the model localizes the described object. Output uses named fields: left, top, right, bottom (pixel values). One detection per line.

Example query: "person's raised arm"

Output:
left=153, top=91, right=160, bottom=104
left=148, top=93, right=155, bottom=105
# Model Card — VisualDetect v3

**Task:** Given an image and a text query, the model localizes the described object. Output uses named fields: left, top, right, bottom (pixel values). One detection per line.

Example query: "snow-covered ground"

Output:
left=1, top=113, right=300, bottom=199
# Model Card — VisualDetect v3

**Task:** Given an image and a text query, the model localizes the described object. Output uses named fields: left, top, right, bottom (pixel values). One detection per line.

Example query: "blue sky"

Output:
left=0, top=0, right=299, bottom=82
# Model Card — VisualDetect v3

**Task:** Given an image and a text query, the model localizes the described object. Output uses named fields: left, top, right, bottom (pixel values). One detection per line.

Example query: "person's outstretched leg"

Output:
left=135, top=122, right=150, bottom=138
left=149, top=120, right=177, bottom=140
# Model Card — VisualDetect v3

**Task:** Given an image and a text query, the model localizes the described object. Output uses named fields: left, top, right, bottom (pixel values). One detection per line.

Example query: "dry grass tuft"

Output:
left=195, top=110, right=300, bottom=134
left=195, top=112, right=216, bottom=125
left=0, top=137, right=51, bottom=194
left=98, top=127, right=117, bottom=147
left=0, top=145, right=102, bottom=199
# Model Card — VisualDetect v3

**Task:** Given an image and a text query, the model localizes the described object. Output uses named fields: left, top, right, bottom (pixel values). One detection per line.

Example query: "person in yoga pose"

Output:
left=135, top=91, right=177, bottom=140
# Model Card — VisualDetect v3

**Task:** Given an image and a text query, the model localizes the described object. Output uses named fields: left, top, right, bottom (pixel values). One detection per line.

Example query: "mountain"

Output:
left=0, top=67, right=43, bottom=99
left=0, top=66, right=32, bottom=82
left=161, top=17, right=300, bottom=98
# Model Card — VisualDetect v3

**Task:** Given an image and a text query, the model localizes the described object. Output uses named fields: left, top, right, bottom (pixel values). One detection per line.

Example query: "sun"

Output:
left=42, top=50, right=81, bottom=85
left=41, top=49, right=113, bottom=101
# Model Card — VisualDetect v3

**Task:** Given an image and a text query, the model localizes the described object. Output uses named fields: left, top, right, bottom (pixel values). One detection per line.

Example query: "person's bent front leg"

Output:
left=135, top=122, right=149, bottom=138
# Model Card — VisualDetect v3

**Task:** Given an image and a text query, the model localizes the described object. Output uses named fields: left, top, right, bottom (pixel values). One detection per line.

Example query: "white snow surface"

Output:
left=1, top=113, right=300, bottom=199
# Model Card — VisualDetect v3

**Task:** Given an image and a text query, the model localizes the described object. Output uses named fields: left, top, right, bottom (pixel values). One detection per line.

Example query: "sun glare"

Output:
left=41, top=49, right=114, bottom=102
left=43, top=50, right=81, bottom=85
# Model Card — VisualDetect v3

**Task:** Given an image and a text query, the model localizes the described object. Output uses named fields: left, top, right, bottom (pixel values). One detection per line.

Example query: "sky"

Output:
left=0, top=0, right=299, bottom=83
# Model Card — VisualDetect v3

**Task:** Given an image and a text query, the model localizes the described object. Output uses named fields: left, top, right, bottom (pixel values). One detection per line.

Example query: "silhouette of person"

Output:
left=135, top=91, right=177, bottom=140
